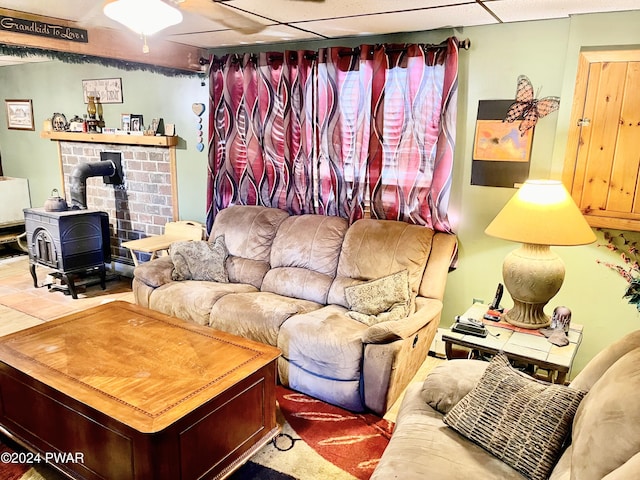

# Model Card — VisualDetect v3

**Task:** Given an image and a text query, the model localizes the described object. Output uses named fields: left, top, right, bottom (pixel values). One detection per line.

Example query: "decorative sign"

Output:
left=82, top=78, right=123, bottom=104
left=0, top=15, right=88, bottom=43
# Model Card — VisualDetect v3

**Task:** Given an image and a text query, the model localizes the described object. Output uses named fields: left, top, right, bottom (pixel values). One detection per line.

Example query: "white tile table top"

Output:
left=443, top=303, right=583, bottom=371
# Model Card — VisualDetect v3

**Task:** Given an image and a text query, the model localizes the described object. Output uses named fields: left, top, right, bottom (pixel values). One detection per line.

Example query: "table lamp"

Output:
left=484, top=179, right=595, bottom=329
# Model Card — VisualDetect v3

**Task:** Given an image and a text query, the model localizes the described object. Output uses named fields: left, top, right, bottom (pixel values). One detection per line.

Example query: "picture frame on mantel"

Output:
left=5, top=99, right=35, bottom=131
left=130, top=114, right=144, bottom=132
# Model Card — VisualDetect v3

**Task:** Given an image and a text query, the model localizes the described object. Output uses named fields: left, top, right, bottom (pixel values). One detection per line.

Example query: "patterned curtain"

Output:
left=314, top=46, right=373, bottom=223
left=369, top=38, right=459, bottom=232
left=206, top=51, right=315, bottom=231
left=206, top=37, right=459, bottom=233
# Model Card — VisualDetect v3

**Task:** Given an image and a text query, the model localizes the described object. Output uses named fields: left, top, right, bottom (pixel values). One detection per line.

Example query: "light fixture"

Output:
left=485, top=179, right=595, bottom=329
left=103, top=0, right=183, bottom=53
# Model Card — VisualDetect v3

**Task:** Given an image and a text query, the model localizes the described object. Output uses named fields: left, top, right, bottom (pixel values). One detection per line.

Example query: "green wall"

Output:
left=448, top=11, right=640, bottom=376
left=0, top=62, right=208, bottom=222
left=1, top=11, right=640, bottom=375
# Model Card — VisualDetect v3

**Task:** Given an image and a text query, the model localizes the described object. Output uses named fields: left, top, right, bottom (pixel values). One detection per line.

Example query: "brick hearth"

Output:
left=58, top=141, right=176, bottom=264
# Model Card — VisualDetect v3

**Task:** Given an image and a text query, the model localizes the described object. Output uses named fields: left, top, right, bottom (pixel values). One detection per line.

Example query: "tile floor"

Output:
left=0, top=252, right=134, bottom=336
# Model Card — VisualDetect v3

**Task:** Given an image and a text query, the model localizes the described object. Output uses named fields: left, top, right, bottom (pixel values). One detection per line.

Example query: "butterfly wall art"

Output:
left=504, top=75, right=560, bottom=136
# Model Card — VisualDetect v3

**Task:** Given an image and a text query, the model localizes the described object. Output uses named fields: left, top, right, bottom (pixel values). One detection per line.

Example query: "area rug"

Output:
left=0, top=386, right=393, bottom=480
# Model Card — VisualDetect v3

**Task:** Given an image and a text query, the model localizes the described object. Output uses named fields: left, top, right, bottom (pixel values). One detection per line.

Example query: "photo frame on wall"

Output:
left=5, top=99, right=35, bottom=131
left=471, top=99, right=533, bottom=188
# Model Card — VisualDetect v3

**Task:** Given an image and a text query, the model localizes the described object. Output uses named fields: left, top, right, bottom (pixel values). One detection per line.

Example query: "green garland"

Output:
left=0, top=43, right=202, bottom=78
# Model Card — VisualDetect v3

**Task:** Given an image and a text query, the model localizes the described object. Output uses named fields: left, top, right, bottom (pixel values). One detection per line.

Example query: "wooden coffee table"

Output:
left=0, top=301, right=281, bottom=479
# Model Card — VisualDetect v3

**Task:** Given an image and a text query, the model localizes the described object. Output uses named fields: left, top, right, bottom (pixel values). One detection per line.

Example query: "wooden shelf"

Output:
left=40, top=131, right=179, bottom=147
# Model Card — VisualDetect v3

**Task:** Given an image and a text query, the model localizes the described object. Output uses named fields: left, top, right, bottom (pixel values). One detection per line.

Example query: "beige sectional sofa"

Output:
left=371, top=330, right=640, bottom=479
left=132, top=205, right=457, bottom=414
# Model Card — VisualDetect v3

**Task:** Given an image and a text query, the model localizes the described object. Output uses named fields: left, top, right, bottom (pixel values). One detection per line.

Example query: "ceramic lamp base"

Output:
left=501, top=243, right=565, bottom=329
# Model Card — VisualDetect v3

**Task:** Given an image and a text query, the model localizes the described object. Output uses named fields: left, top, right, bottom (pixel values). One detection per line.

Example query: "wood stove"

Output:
left=23, top=157, right=121, bottom=299
left=24, top=208, right=111, bottom=299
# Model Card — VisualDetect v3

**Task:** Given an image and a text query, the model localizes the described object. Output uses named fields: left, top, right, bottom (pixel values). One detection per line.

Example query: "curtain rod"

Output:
left=339, top=38, right=471, bottom=57
left=214, top=38, right=471, bottom=65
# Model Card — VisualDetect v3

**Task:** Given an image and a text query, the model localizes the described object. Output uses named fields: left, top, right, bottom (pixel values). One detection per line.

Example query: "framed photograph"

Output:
left=5, top=99, right=35, bottom=130
left=121, top=113, right=131, bottom=132
left=82, top=78, right=123, bottom=104
left=130, top=114, right=144, bottom=132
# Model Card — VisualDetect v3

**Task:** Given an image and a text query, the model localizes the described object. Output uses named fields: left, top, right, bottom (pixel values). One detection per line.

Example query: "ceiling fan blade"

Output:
left=177, top=0, right=266, bottom=34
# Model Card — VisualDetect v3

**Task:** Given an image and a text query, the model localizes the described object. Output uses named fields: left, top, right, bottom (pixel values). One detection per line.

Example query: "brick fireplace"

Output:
left=56, top=140, right=177, bottom=265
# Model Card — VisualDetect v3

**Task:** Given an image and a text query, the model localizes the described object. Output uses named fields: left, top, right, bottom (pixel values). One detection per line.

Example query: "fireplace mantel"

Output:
left=40, top=131, right=179, bottom=147
left=44, top=132, right=181, bottom=265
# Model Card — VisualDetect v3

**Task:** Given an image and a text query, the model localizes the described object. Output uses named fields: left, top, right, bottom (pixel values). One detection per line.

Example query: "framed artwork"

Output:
left=82, top=78, right=123, bottom=104
left=5, top=99, right=35, bottom=130
left=471, top=100, right=533, bottom=188
left=473, top=120, right=533, bottom=162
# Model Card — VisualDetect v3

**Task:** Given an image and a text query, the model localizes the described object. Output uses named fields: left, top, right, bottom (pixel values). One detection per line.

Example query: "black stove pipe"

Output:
left=69, top=161, right=116, bottom=209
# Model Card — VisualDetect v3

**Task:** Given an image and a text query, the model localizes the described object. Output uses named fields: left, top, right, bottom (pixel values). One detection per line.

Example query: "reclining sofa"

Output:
left=132, top=205, right=457, bottom=414
left=372, top=330, right=640, bottom=479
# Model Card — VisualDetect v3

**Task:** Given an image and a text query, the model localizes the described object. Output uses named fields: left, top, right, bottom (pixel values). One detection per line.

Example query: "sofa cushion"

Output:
left=371, top=383, right=526, bottom=480
left=170, top=237, right=229, bottom=282
left=443, top=354, right=586, bottom=480
left=569, top=347, right=640, bottom=480
left=420, top=359, right=489, bottom=415
left=210, top=205, right=289, bottom=288
left=261, top=214, right=349, bottom=304
left=278, top=305, right=368, bottom=411
left=345, top=269, right=411, bottom=326
left=148, top=281, right=258, bottom=326
left=327, top=219, right=433, bottom=308
left=209, top=291, right=322, bottom=346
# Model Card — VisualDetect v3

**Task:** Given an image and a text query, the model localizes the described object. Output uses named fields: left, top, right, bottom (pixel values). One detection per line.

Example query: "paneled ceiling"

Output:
left=1, top=0, right=639, bottom=66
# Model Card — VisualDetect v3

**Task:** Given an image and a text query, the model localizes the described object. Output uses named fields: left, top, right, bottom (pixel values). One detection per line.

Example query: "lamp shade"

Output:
left=104, top=0, right=183, bottom=36
left=484, top=179, right=596, bottom=246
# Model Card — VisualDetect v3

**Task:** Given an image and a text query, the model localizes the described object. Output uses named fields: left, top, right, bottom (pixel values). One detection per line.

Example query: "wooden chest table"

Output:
left=0, top=301, right=281, bottom=479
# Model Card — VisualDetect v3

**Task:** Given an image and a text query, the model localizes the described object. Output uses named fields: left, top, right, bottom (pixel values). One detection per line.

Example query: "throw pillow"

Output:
left=345, top=269, right=411, bottom=326
left=443, top=354, right=586, bottom=480
left=170, top=236, right=229, bottom=282
left=421, top=359, right=489, bottom=415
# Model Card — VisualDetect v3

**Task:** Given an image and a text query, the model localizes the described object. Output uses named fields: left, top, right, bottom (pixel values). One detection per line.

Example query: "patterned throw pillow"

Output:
left=170, top=236, right=229, bottom=282
left=443, top=354, right=586, bottom=480
left=345, top=270, right=411, bottom=326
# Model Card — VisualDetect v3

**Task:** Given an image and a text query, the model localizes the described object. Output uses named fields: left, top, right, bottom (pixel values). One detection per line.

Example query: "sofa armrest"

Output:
left=132, top=256, right=175, bottom=288
left=362, top=297, right=442, bottom=343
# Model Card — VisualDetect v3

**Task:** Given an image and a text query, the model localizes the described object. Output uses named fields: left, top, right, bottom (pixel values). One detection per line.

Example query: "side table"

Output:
left=442, top=303, right=583, bottom=384
left=122, top=220, right=204, bottom=266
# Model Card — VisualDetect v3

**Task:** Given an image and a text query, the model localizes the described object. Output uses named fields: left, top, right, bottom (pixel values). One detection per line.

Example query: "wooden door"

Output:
left=563, top=50, right=640, bottom=231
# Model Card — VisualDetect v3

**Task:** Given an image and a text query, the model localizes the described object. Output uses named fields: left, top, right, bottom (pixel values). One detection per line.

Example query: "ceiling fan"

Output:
left=103, top=0, right=323, bottom=52
left=173, top=0, right=266, bottom=35
left=174, top=0, right=326, bottom=34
